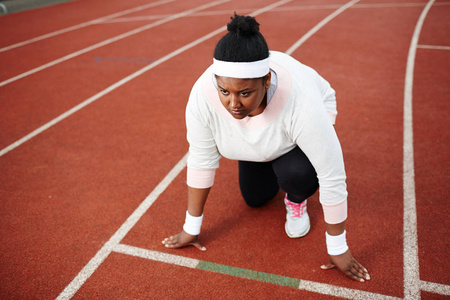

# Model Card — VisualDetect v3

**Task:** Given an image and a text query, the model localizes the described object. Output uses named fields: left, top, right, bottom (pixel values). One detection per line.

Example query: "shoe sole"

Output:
left=285, top=219, right=310, bottom=238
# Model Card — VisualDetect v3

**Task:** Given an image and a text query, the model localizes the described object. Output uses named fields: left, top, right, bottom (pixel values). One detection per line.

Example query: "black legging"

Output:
left=238, top=147, right=319, bottom=207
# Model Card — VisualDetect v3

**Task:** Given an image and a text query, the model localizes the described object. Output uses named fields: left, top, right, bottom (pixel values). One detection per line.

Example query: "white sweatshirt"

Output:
left=185, top=51, right=347, bottom=224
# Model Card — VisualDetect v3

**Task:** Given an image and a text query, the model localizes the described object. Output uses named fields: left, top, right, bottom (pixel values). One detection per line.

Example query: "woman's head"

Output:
left=213, top=14, right=271, bottom=119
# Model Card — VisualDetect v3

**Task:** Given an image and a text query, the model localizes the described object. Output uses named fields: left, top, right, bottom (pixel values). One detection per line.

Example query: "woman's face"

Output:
left=216, top=73, right=271, bottom=119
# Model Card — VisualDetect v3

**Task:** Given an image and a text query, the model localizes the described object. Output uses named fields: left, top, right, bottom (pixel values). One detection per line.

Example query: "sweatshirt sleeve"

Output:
left=185, top=76, right=221, bottom=189
left=318, top=75, right=337, bottom=125
left=290, top=83, right=348, bottom=224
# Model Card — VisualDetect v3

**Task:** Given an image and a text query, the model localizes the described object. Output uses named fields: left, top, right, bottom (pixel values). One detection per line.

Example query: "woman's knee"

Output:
left=241, top=188, right=278, bottom=207
left=273, top=147, right=319, bottom=199
left=277, top=168, right=318, bottom=198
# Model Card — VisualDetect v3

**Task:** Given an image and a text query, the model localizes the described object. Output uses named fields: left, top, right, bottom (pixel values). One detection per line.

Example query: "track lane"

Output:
left=0, top=1, right=292, bottom=298
left=123, top=1, right=428, bottom=297
left=413, top=3, right=450, bottom=287
left=0, top=0, right=231, bottom=151
left=0, top=0, right=173, bottom=48
left=1, top=0, right=448, bottom=298
left=118, top=1, right=448, bottom=297
left=0, top=0, right=223, bottom=84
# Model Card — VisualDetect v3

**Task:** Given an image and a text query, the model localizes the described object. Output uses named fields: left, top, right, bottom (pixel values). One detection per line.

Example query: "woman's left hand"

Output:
left=320, top=250, right=370, bottom=282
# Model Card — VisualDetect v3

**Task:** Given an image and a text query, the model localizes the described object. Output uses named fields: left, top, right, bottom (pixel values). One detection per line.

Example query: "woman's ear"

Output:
left=264, top=72, right=271, bottom=89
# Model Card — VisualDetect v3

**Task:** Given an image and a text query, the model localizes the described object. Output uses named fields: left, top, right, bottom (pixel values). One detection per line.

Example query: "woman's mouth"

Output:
left=231, top=109, right=245, bottom=115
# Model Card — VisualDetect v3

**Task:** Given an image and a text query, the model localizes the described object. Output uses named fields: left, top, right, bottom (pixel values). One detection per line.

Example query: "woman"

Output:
left=162, top=13, right=370, bottom=282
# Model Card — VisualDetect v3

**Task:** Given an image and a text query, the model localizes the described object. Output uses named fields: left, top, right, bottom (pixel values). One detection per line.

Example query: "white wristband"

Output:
left=183, top=211, right=203, bottom=236
left=325, top=230, right=349, bottom=256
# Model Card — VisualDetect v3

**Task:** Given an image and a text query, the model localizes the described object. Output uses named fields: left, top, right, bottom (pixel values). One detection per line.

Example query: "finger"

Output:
left=354, top=260, right=370, bottom=280
left=345, top=263, right=368, bottom=282
left=345, top=270, right=365, bottom=282
left=355, top=261, right=371, bottom=280
left=162, top=236, right=175, bottom=244
left=163, top=240, right=181, bottom=248
left=320, top=262, right=336, bottom=270
left=350, top=260, right=371, bottom=281
left=190, top=241, right=207, bottom=251
left=162, top=236, right=183, bottom=248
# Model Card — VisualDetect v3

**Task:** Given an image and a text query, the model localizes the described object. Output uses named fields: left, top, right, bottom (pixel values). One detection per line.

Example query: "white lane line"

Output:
left=54, top=1, right=292, bottom=298
left=403, top=0, right=435, bottom=299
left=0, top=0, right=231, bottom=158
left=56, top=153, right=189, bottom=300
left=0, top=3, right=7, bottom=14
left=417, top=44, right=450, bottom=50
left=98, top=1, right=450, bottom=23
left=0, top=0, right=230, bottom=88
left=113, top=244, right=401, bottom=299
left=420, top=280, right=450, bottom=295
left=100, top=15, right=168, bottom=23
left=0, top=0, right=292, bottom=159
left=285, top=0, right=360, bottom=55
left=114, top=244, right=200, bottom=269
left=0, top=0, right=174, bottom=53
left=298, top=280, right=401, bottom=300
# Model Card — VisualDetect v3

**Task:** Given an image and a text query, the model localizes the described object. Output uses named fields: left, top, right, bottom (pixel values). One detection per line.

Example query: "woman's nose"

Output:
left=230, top=95, right=240, bottom=108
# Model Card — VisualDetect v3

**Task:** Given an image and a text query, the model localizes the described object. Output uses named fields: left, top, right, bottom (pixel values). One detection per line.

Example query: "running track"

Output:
left=0, top=0, right=449, bottom=299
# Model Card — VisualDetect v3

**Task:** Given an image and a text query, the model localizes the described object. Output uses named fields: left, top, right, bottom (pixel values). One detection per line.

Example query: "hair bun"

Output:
left=227, top=13, right=260, bottom=36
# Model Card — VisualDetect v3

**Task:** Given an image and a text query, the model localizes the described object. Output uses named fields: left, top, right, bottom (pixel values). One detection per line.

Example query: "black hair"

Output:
left=213, top=13, right=269, bottom=62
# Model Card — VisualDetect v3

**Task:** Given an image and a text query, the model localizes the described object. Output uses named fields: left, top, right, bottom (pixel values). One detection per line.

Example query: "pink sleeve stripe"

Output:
left=322, top=198, right=347, bottom=224
left=187, top=167, right=216, bottom=189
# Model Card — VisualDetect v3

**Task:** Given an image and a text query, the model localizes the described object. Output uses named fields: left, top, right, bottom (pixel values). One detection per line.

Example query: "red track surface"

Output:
left=0, top=0, right=449, bottom=299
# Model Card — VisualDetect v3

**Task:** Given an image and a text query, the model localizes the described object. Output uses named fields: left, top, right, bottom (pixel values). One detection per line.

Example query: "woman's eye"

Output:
left=241, top=92, right=249, bottom=96
left=220, top=90, right=229, bottom=95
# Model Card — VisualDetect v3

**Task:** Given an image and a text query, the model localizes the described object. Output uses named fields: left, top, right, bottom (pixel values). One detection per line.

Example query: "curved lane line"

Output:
left=285, top=0, right=360, bottom=55
left=403, top=0, right=435, bottom=299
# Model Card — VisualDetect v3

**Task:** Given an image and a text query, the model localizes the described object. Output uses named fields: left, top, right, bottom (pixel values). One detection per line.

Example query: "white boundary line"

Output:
left=0, top=0, right=293, bottom=158
left=0, top=0, right=175, bottom=53
left=114, top=244, right=200, bottom=269
left=56, top=153, right=189, bottom=300
left=0, top=0, right=232, bottom=158
left=417, top=44, right=450, bottom=50
left=55, top=1, right=293, bottom=298
left=98, top=2, right=450, bottom=23
left=114, top=244, right=402, bottom=299
left=285, top=0, right=360, bottom=55
left=298, top=279, right=401, bottom=300
left=420, top=280, right=450, bottom=295
left=0, top=3, right=7, bottom=14
left=403, top=0, right=435, bottom=299
left=0, top=0, right=229, bottom=88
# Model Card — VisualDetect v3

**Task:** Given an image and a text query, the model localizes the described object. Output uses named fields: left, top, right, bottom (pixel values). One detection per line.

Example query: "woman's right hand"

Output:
left=162, top=230, right=207, bottom=251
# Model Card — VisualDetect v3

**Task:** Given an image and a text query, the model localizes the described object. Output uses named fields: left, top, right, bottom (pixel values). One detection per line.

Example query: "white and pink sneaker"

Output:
left=284, top=195, right=310, bottom=238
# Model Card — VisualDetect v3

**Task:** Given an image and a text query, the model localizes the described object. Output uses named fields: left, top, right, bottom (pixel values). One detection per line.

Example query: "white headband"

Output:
left=212, top=57, right=270, bottom=78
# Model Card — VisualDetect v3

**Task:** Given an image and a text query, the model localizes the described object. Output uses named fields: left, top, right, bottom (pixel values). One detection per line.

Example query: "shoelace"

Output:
left=285, top=198, right=306, bottom=218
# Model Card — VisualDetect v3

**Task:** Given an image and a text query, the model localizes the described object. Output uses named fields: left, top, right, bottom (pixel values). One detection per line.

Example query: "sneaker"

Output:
left=284, top=195, right=310, bottom=238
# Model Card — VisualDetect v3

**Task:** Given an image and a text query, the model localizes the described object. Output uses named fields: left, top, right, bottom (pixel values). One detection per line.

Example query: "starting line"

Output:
left=114, top=243, right=402, bottom=300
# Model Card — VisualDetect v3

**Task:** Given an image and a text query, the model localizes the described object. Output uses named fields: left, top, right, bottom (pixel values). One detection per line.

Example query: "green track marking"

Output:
left=114, top=245, right=403, bottom=299
left=197, top=261, right=300, bottom=288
